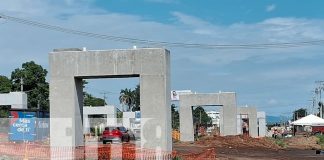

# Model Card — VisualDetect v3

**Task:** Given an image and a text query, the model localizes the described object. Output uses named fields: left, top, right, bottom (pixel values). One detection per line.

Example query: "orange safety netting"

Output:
left=0, top=143, right=216, bottom=160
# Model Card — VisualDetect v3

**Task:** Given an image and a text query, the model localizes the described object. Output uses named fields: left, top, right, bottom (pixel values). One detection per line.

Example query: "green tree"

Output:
left=0, top=75, right=12, bottom=93
left=119, top=88, right=134, bottom=111
left=82, top=80, right=107, bottom=106
left=84, top=93, right=106, bottom=106
left=171, top=104, right=180, bottom=129
left=133, top=85, right=140, bottom=111
left=0, top=75, right=12, bottom=118
left=119, top=85, right=140, bottom=111
left=11, top=61, right=49, bottom=111
left=293, top=108, right=307, bottom=121
left=193, top=106, right=212, bottom=127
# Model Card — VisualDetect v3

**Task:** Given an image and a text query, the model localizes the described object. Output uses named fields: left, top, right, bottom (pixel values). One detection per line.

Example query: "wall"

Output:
left=0, top=92, right=27, bottom=109
left=83, top=105, right=117, bottom=133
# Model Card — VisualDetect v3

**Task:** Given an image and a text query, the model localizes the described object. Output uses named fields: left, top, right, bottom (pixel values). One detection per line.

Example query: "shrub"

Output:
left=274, top=138, right=287, bottom=148
left=316, top=135, right=324, bottom=148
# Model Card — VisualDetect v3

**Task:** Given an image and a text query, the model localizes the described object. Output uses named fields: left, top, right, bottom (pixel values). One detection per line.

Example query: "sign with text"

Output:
left=9, top=111, right=36, bottom=141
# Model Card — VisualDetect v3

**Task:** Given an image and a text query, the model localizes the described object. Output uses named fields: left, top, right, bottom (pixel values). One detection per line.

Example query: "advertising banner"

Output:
left=9, top=111, right=36, bottom=141
left=171, top=90, right=192, bottom=101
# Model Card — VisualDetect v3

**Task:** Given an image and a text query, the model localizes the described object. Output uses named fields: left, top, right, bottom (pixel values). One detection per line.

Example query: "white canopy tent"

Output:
left=291, top=114, right=324, bottom=126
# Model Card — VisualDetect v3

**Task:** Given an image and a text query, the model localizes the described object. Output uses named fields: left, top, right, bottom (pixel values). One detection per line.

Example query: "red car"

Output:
left=102, top=126, right=132, bottom=144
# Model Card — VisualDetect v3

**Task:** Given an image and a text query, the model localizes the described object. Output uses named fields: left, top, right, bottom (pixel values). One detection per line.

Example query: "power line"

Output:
left=84, top=86, right=119, bottom=95
left=1, top=13, right=324, bottom=49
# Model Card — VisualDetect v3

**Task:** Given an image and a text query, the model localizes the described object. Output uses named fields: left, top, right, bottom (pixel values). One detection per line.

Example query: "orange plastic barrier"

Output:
left=0, top=143, right=216, bottom=160
left=172, top=130, right=180, bottom=141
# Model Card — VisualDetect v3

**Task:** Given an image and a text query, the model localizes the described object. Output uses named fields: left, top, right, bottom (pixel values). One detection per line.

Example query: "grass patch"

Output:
left=274, top=138, right=287, bottom=148
left=316, top=134, right=324, bottom=149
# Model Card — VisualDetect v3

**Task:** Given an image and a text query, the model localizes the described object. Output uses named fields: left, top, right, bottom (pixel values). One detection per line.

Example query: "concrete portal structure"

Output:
left=83, top=106, right=117, bottom=134
left=0, top=92, right=27, bottom=109
left=50, top=48, right=171, bottom=152
left=237, top=107, right=258, bottom=138
left=257, top=111, right=266, bottom=137
left=179, top=92, right=237, bottom=142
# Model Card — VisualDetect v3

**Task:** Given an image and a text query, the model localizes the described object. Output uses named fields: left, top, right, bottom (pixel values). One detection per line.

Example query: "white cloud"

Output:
left=266, top=4, right=276, bottom=12
left=1, top=2, right=324, bottom=115
left=268, top=99, right=278, bottom=105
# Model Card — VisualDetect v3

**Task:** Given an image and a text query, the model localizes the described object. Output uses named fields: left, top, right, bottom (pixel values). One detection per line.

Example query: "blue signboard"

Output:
left=9, top=111, right=36, bottom=141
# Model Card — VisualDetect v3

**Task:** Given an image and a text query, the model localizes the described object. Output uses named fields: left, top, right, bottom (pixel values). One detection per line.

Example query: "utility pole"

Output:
left=311, top=95, right=316, bottom=115
left=100, top=92, right=109, bottom=105
left=20, top=77, right=24, bottom=92
left=315, top=81, right=324, bottom=118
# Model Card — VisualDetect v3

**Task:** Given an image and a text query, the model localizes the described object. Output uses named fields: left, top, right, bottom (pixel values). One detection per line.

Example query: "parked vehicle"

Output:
left=102, top=126, right=133, bottom=144
left=312, top=125, right=324, bottom=135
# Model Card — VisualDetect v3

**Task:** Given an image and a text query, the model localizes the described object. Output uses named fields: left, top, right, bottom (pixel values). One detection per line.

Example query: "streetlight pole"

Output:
left=315, top=81, right=324, bottom=118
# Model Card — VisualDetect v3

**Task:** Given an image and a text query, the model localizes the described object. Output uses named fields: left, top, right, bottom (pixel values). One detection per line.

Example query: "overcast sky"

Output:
left=1, top=0, right=324, bottom=116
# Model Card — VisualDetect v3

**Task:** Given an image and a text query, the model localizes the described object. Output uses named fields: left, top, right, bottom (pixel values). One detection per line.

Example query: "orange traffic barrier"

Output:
left=172, top=130, right=181, bottom=141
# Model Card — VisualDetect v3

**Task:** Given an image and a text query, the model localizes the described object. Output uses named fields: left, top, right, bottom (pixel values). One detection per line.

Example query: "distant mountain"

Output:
left=266, top=115, right=291, bottom=124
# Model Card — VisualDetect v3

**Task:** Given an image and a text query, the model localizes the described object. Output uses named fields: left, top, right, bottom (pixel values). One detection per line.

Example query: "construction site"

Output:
left=1, top=1, right=324, bottom=159
left=0, top=48, right=324, bottom=159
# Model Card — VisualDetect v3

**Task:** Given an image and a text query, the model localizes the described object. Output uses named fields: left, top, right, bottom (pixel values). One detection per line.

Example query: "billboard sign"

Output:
left=171, top=90, right=192, bottom=101
left=9, top=111, right=36, bottom=141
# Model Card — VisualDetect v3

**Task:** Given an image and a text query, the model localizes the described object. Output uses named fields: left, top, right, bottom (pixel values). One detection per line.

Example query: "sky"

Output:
left=1, top=0, right=324, bottom=116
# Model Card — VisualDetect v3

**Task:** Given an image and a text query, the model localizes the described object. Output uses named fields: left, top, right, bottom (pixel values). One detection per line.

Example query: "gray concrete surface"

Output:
left=179, top=92, right=237, bottom=142
left=257, top=111, right=266, bottom=137
left=0, top=92, right=27, bottom=109
left=49, top=48, right=171, bottom=154
left=122, top=112, right=135, bottom=130
left=237, top=107, right=258, bottom=138
left=83, top=105, right=117, bottom=133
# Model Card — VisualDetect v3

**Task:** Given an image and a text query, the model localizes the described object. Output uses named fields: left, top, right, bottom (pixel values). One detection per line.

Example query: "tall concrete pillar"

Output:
left=219, top=93, right=238, bottom=136
left=141, top=73, right=171, bottom=151
left=179, top=101, right=194, bottom=142
left=257, top=111, right=266, bottom=137
left=50, top=77, right=84, bottom=147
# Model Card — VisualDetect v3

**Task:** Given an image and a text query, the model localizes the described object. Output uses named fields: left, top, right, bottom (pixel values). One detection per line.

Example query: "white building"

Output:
left=0, top=92, right=27, bottom=109
left=206, top=111, right=220, bottom=128
left=83, top=105, right=117, bottom=134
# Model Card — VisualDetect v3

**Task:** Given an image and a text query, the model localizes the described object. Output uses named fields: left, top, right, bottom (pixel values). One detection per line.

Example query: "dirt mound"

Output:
left=284, top=136, right=321, bottom=150
left=196, top=135, right=280, bottom=150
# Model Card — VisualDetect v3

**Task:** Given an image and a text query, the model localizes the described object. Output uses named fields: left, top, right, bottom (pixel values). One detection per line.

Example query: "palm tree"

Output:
left=119, top=88, right=134, bottom=111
